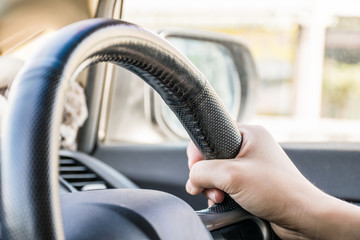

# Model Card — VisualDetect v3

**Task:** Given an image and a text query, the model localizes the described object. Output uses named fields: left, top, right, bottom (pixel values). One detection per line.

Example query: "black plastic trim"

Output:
left=60, top=150, right=138, bottom=189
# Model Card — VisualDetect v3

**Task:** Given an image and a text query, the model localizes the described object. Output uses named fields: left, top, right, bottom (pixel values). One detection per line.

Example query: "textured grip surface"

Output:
left=1, top=67, right=65, bottom=240
left=1, top=18, right=243, bottom=239
left=170, top=83, right=242, bottom=160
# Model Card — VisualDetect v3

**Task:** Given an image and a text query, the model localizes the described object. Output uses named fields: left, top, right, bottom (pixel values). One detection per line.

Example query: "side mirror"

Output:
left=150, top=29, right=259, bottom=139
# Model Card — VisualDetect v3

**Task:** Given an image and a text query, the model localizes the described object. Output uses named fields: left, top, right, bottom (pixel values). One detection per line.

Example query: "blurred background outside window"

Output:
left=2, top=0, right=360, bottom=143
left=118, top=0, right=360, bottom=142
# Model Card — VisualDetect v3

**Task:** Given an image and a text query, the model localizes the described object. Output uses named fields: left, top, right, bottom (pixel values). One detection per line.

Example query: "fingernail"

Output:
left=210, top=191, right=217, bottom=203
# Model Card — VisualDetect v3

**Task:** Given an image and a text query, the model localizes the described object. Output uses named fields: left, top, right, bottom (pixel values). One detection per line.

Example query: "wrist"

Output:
left=271, top=182, right=328, bottom=239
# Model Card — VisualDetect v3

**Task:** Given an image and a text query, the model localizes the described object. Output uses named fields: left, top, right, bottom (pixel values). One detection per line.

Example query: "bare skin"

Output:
left=186, top=124, right=360, bottom=240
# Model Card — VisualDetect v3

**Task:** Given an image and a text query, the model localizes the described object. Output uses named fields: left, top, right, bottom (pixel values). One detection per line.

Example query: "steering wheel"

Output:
left=1, top=19, right=272, bottom=239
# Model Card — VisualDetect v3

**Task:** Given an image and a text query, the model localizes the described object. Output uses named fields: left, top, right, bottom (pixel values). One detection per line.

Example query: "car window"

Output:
left=101, top=0, right=360, bottom=144
left=2, top=1, right=360, bottom=144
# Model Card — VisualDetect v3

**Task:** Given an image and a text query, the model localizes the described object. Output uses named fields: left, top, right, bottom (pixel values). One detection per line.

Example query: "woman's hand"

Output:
left=186, top=124, right=360, bottom=239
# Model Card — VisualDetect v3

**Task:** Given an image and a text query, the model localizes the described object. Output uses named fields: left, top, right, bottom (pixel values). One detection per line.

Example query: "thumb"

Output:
left=187, top=141, right=203, bottom=169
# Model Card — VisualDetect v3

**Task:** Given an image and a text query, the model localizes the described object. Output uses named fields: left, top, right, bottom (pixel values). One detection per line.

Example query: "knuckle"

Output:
left=189, top=161, right=202, bottom=183
left=222, top=162, right=241, bottom=184
left=251, top=124, right=267, bottom=134
left=222, top=164, right=247, bottom=194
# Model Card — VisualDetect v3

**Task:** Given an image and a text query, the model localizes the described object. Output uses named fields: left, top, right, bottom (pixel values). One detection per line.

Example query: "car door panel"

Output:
left=93, top=142, right=360, bottom=210
left=283, top=143, right=360, bottom=203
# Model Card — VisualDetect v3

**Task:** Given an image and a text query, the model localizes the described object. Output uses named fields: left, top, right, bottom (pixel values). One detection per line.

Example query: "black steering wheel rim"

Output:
left=1, top=18, right=242, bottom=239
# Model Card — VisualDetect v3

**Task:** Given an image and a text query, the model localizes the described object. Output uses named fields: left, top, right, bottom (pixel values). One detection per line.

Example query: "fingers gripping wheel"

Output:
left=1, top=18, right=269, bottom=239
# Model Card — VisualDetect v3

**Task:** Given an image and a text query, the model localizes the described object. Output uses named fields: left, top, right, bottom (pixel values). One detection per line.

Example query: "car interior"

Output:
left=1, top=0, right=360, bottom=239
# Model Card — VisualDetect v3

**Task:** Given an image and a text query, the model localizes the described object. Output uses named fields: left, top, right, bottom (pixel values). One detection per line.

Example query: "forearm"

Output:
left=274, top=183, right=360, bottom=240
left=305, top=193, right=360, bottom=240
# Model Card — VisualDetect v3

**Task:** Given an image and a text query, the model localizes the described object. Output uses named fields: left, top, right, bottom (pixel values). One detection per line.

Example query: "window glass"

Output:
left=103, top=0, right=360, bottom=143
left=322, top=17, right=360, bottom=120
left=122, top=0, right=298, bottom=117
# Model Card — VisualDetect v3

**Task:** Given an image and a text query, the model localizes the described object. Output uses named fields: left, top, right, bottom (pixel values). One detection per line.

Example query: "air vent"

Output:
left=59, top=156, right=111, bottom=191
